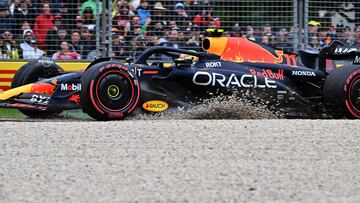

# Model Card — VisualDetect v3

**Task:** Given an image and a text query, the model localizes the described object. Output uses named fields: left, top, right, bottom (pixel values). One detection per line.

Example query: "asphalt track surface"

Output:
left=1, top=119, right=360, bottom=202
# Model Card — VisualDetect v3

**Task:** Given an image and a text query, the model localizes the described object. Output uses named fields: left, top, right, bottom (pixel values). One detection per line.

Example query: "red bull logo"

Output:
left=249, top=69, right=284, bottom=80
left=203, top=37, right=284, bottom=64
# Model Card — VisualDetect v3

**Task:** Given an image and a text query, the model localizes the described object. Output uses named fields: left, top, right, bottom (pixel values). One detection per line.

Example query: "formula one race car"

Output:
left=1, top=37, right=360, bottom=120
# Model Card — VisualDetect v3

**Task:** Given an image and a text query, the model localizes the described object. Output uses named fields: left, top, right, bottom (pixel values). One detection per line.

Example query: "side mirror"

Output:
left=125, top=57, right=135, bottom=65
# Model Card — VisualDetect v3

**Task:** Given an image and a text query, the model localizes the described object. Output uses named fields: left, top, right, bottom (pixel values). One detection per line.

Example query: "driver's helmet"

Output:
left=178, top=53, right=199, bottom=61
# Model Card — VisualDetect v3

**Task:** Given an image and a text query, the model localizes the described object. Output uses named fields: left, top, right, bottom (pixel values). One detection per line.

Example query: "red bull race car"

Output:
left=0, top=36, right=360, bottom=120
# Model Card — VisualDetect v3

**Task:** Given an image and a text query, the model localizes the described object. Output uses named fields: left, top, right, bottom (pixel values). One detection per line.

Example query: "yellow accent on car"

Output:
left=0, top=84, right=33, bottom=100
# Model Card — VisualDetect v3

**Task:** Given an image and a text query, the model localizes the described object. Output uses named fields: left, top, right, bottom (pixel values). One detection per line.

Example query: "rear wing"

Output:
left=319, top=40, right=360, bottom=71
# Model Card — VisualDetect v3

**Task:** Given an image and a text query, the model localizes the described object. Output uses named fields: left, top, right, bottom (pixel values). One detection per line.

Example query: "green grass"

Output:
left=0, top=108, right=92, bottom=120
left=0, top=108, right=25, bottom=118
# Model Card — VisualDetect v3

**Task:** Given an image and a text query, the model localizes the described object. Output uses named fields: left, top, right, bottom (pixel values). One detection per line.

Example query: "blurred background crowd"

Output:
left=0, top=0, right=359, bottom=60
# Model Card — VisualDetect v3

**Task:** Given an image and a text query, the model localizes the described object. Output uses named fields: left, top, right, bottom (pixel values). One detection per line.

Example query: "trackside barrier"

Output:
left=0, top=61, right=90, bottom=92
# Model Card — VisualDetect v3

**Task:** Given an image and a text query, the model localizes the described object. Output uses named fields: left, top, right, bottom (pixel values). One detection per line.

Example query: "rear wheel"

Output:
left=323, top=65, right=360, bottom=118
left=11, top=60, right=64, bottom=118
left=80, top=61, right=141, bottom=121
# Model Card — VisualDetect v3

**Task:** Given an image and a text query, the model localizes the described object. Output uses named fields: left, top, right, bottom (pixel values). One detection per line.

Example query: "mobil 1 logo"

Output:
left=354, top=55, right=360, bottom=65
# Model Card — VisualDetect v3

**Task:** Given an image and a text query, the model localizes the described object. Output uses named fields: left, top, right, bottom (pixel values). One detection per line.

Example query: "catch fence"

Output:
left=0, top=0, right=359, bottom=61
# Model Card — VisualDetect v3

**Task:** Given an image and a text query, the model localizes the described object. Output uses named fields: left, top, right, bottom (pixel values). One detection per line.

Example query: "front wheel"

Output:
left=11, top=59, right=64, bottom=118
left=323, top=65, right=360, bottom=118
left=80, top=61, right=141, bottom=121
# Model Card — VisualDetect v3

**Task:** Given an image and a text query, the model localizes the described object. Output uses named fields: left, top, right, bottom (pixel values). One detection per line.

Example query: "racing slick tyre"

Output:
left=80, top=61, right=141, bottom=121
left=11, top=59, right=64, bottom=118
left=323, top=65, right=360, bottom=118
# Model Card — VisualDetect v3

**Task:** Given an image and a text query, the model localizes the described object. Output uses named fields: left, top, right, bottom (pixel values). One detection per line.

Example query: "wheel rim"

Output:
left=97, top=73, right=132, bottom=110
left=107, top=84, right=121, bottom=100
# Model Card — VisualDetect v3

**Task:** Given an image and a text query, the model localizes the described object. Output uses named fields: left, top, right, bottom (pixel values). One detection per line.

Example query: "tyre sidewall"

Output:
left=323, top=65, right=360, bottom=118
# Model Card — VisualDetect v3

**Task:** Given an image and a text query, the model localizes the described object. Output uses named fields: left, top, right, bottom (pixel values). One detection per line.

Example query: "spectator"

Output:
left=173, top=2, right=189, bottom=30
left=13, top=0, right=35, bottom=33
left=57, top=0, right=77, bottom=30
left=185, top=34, right=200, bottom=50
left=149, top=34, right=170, bottom=46
left=308, top=20, right=320, bottom=36
left=136, top=0, right=150, bottom=26
left=114, top=5, right=132, bottom=37
left=168, top=29, right=184, bottom=49
left=168, top=20, right=179, bottom=31
left=193, top=1, right=219, bottom=30
left=68, top=30, right=82, bottom=57
left=355, top=26, right=360, bottom=43
left=269, top=35, right=276, bottom=47
left=153, top=21, right=164, bottom=36
left=73, top=15, right=86, bottom=31
left=112, top=0, right=124, bottom=18
left=0, top=4, right=14, bottom=34
left=46, top=25, right=68, bottom=55
left=20, top=29, right=44, bottom=59
left=130, top=35, right=147, bottom=57
left=261, top=35, right=269, bottom=45
left=112, top=34, right=127, bottom=59
left=277, top=28, right=291, bottom=51
left=343, top=26, right=356, bottom=45
left=231, top=24, right=241, bottom=37
left=52, top=41, right=80, bottom=60
left=79, top=26, right=95, bottom=58
left=263, top=24, right=272, bottom=37
left=9, top=0, right=20, bottom=17
left=113, top=0, right=134, bottom=19
left=0, top=30, right=20, bottom=59
left=82, top=7, right=96, bottom=30
left=246, top=26, right=256, bottom=41
left=326, top=25, right=337, bottom=42
left=17, top=20, right=31, bottom=39
left=33, top=2, right=55, bottom=49
left=152, top=1, right=167, bottom=27
left=184, top=0, right=199, bottom=18
left=131, top=15, right=141, bottom=28
left=309, top=35, right=321, bottom=50
left=80, top=0, right=102, bottom=17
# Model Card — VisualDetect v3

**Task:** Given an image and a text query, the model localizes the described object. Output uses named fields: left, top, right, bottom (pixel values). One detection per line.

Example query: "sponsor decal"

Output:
left=38, top=58, right=54, bottom=67
left=205, top=62, right=222, bottom=68
left=105, top=63, right=128, bottom=71
left=142, top=100, right=169, bottom=112
left=31, top=94, right=50, bottom=105
left=192, top=71, right=277, bottom=89
left=292, top=71, right=316, bottom=76
left=108, top=112, right=124, bottom=118
left=249, top=69, right=284, bottom=80
left=60, top=83, right=81, bottom=91
left=334, top=47, right=357, bottom=54
left=354, top=55, right=360, bottom=65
